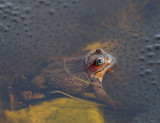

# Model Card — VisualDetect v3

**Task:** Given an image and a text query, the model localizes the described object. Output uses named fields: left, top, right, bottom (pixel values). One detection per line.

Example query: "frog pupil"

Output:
left=96, top=58, right=103, bottom=66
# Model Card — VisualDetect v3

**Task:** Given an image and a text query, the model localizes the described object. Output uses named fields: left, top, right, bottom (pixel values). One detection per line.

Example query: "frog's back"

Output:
left=32, top=55, right=91, bottom=94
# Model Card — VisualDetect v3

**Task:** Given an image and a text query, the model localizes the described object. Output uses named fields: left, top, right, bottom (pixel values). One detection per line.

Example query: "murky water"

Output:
left=0, top=0, right=160, bottom=122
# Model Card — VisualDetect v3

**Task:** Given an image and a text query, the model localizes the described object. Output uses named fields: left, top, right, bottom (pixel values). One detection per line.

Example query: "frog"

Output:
left=8, top=48, right=116, bottom=110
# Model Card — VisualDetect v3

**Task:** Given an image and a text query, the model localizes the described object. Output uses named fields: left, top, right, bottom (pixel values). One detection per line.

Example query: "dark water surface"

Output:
left=0, top=0, right=160, bottom=122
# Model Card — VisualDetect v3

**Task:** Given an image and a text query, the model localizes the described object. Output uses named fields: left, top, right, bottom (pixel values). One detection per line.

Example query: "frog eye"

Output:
left=95, top=58, right=104, bottom=66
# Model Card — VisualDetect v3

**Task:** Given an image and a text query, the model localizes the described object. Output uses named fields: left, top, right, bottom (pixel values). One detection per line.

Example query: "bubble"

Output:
left=156, top=61, right=160, bottom=65
left=63, top=3, right=68, bottom=8
left=151, top=81, right=159, bottom=86
left=23, top=7, right=31, bottom=13
left=13, top=6, right=20, bottom=11
left=144, top=37, right=150, bottom=42
left=4, top=8, right=10, bottom=14
left=139, top=49, right=145, bottom=54
left=139, top=72, right=145, bottom=77
left=11, top=17, right=20, bottom=22
left=2, top=14, right=8, bottom=19
left=12, top=11, right=20, bottom=17
left=157, top=85, right=160, bottom=91
left=0, top=4, right=6, bottom=10
left=144, top=69, right=153, bottom=75
left=154, top=34, right=160, bottom=40
left=6, top=2, right=13, bottom=8
left=145, top=45, right=153, bottom=51
left=153, top=43, right=160, bottom=50
left=137, top=56, right=145, bottom=62
left=148, top=60, right=154, bottom=66
left=147, top=52, right=155, bottom=58
left=47, top=8, right=55, bottom=15
left=20, top=15, right=27, bottom=20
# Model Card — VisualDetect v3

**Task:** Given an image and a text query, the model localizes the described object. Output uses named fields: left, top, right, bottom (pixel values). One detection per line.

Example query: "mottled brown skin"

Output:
left=8, top=49, right=116, bottom=110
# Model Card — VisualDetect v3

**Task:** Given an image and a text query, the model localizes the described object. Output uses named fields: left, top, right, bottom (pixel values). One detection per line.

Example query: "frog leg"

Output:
left=14, top=75, right=46, bottom=100
left=49, top=90, right=108, bottom=107
left=8, top=88, right=45, bottom=110
left=91, top=80, right=117, bottom=110
left=8, top=85, right=25, bottom=110
left=8, top=74, right=46, bottom=110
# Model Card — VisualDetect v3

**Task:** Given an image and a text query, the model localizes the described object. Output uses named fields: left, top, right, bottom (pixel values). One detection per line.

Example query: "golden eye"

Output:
left=95, top=58, right=104, bottom=66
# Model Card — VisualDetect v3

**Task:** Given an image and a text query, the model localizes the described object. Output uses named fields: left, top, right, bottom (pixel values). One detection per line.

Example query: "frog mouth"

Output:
left=105, top=54, right=115, bottom=69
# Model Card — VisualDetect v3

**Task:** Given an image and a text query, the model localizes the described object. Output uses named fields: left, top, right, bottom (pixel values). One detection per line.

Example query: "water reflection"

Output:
left=0, top=0, right=160, bottom=122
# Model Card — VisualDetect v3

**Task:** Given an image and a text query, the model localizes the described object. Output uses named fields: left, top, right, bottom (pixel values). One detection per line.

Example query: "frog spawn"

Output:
left=130, top=34, right=160, bottom=123
left=81, top=22, right=160, bottom=120
left=0, top=0, right=160, bottom=122
left=2, top=24, right=160, bottom=123
left=0, top=0, right=82, bottom=76
left=90, top=25, right=160, bottom=122
left=138, top=34, right=160, bottom=90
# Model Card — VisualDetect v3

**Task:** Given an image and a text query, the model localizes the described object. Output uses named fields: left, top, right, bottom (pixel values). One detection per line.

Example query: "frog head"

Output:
left=84, top=48, right=115, bottom=82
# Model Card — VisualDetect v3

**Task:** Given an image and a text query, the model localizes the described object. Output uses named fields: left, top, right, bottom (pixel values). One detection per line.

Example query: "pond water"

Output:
left=0, top=0, right=160, bottom=123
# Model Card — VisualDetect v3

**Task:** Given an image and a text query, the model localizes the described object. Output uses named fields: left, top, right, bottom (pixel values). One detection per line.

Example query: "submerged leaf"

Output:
left=5, top=98, right=105, bottom=123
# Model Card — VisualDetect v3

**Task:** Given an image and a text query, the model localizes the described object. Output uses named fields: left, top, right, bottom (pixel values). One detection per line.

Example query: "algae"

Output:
left=5, top=97, right=105, bottom=123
